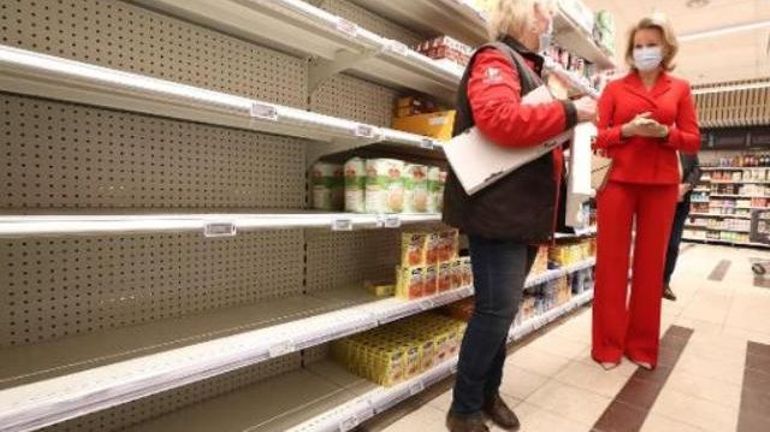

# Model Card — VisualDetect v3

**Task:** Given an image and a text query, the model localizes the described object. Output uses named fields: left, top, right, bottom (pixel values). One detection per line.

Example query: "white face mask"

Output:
left=633, top=46, right=663, bottom=71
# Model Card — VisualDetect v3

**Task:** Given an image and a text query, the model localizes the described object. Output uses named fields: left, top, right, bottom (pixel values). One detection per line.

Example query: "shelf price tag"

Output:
left=419, top=299, right=435, bottom=311
left=339, top=415, right=358, bottom=432
left=250, top=102, right=279, bottom=121
left=382, top=214, right=401, bottom=228
left=420, top=138, right=436, bottom=150
left=384, top=39, right=409, bottom=57
left=335, top=17, right=359, bottom=38
left=268, top=340, right=296, bottom=358
left=352, top=124, right=377, bottom=139
left=203, top=222, right=236, bottom=238
left=332, top=217, right=354, bottom=231
left=409, top=379, right=425, bottom=396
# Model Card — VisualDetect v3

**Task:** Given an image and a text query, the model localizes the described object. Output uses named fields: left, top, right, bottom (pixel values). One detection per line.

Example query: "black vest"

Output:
left=442, top=38, right=560, bottom=243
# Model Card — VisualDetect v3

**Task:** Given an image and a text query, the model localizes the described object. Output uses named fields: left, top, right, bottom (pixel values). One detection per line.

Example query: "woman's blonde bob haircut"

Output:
left=625, top=14, right=680, bottom=71
left=487, top=0, right=556, bottom=42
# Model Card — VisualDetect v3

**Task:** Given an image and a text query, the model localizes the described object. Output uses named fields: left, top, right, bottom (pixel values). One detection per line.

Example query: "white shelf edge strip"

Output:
left=0, top=213, right=442, bottom=238
left=682, top=236, right=769, bottom=248
left=288, top=289, right=595, bottom=432
left=0, top=258, right=595, bottom=432
left=0, top=44, right=437, bottom=151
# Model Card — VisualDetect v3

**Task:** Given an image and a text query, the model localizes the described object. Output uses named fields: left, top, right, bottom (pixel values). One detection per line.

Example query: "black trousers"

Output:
left=664, top=201, right=690, bottom=285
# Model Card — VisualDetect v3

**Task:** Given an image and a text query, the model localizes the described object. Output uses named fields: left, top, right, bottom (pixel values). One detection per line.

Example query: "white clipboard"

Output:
left=444, top=85, right=574, bottom=195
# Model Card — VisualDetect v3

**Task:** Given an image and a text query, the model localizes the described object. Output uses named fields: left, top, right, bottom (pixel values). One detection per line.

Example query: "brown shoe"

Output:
left=663, top=285, right=677, bottom=301
left=483, top=394, right=520, bottom=430
left=446, top=412, right=489, bottom=432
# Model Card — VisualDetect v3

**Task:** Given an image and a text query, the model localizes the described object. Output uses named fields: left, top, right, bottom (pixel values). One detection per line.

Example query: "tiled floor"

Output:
left=371, top=244, right=770, bottom=432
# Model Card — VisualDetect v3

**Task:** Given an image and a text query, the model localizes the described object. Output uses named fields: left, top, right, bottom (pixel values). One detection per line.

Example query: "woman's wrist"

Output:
left=620, top=123, right=633, bottom=138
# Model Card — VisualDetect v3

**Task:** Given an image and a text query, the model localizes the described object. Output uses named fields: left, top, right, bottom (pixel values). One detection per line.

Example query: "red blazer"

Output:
left=595, top=72, right=701, bottom=185
left=467, top=49, right=576, bottom=184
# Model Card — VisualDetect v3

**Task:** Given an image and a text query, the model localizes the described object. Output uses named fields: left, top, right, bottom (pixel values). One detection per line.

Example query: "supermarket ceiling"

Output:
left=583, top=0, right=770, bottom=85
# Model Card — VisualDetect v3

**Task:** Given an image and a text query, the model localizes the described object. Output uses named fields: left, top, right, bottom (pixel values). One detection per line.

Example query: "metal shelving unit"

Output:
left=112, top=290, right=595, bottom=432
left=682, top=236, right=770, bottom=249
left=0, top=259, right=595, bottom=432
left=0, top=0, right=607, bottom=431
left=0, top=213, right=442, bottom=238
left=348, top=0, right=615, bottom=70
left=130, top=0, right=462, bottom=104
left=0, top=45, right=442, bottom=164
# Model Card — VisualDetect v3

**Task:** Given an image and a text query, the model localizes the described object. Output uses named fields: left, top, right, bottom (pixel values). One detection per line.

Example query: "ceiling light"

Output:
left=686, top=0, right=710, bottom=8
left=680, top=19, right=770, bottom=42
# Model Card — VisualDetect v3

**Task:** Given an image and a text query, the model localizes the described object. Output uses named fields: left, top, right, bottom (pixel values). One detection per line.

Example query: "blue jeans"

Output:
left=664, top=201, right=690, bottom=285
left=451, top=236, right=534, bottom=416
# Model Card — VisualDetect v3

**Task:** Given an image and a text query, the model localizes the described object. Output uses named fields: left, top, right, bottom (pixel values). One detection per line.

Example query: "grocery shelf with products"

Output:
left=684, top=153, right=770, bottom=248
left=0, top=0, right=614, bottom=431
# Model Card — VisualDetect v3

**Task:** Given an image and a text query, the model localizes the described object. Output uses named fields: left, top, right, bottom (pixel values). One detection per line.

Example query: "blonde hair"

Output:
left=625, top=14, right=679, bottom=71
left=487, top=0, right=556, bottom=42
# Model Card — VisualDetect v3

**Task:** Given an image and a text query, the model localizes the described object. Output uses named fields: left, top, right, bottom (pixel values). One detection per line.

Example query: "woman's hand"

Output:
left=574, top=96, right=597, bottom=122
left=621, top=112, right=669, bottom=138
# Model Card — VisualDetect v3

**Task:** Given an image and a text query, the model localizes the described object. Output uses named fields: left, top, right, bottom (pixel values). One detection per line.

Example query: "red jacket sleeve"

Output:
left=467, top=48, right=577, bottom=148
left=594, top=82, right=624, bottom=149
left=665, top=83, right=701, bottom=154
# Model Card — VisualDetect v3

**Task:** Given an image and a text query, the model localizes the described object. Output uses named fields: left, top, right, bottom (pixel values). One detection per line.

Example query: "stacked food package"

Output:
left=331, top=313, right=466, bottom=386
left=397, top=229, right=470, bottom=300
left=310, top=162, right=344, bottom=211
left=415, top=35, right=473, bottom=69
left=312, top=158, right=446, bottom=214
left=391, top=94, right=456, bottom=142
left=549, top=238, right=595, bottom=268
left=530, top=245, right=550, bottom=276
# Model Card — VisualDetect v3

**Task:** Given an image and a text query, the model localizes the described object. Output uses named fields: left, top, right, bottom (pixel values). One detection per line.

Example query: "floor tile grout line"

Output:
left=591, top=326, right=695, bottom=432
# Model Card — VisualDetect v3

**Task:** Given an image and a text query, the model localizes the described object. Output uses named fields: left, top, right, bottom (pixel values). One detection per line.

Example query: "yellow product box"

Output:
left=424, top=232, right=442, bottom=265
left=439, top=229, right=460, bottom=263
left=460, top=256, right=473, bottom=287
left=423, top=265, right=439, bottom=296
left=366, top=280, right=395, bottom=297
left=451, top=259, right=464, bottom=290
left=401, top=232, right=428, bottom=267
left=438, top=261, right=453, bottom=293
left=391, top=110, right=456, bottom=141
left=397, top=266, right=425, bottom=300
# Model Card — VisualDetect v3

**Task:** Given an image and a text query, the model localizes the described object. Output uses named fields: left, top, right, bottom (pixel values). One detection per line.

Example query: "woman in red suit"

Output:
left=592, top=15, right=700, bottom=370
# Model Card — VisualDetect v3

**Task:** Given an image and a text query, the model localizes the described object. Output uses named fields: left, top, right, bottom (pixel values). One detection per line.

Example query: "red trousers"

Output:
left=592, top=181, right=678, bottom=366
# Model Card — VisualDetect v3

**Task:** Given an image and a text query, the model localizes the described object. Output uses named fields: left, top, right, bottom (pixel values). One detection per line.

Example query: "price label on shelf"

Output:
left=420, top=138, right=436, bottom=150
left=268, top=340, right=296, bottom=358
left=332, top=218, right=354, bottom=231
left=383, top=214, right=401, bottom=229
left=409, top=379, right=425, bottom=396
left=352, top=124, right=377, bottom=139
left=384, top=39, right=409, bottom=57
left=335, top=17, right=359, bottom=37
left=203, top=222, right=236, bottom=238
left=249, top=102, right=279, bottom=121
left=450, top=363, right=458, bottom=374
left=419, top=299, right=435, bottom=311
left=339, top=415, right=358, bottom=432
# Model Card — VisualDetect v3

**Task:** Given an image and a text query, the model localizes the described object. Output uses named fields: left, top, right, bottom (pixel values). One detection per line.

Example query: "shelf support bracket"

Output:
left=307, top=49, right=377, bottom=95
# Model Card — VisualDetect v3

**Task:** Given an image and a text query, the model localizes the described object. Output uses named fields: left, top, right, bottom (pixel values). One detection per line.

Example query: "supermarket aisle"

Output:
left=371, top=243, right=770, bottom=432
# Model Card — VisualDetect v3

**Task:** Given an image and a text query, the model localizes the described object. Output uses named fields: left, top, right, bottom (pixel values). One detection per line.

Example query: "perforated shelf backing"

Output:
left=314, top=0, right=425, bottom=48
left=1, top=93, right=307, bottom=211
left=305, top=222, right=443, bottom=293
left=0, top=0, right=308, bottom=108
left=0, top=230, right=304, bottom=348
left=310, top=74, right=399, bottom=128
left=39, top=353, right=302, bottom=432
